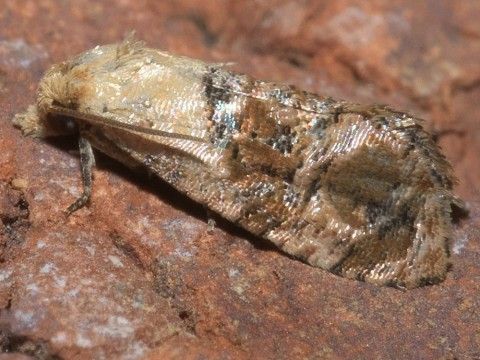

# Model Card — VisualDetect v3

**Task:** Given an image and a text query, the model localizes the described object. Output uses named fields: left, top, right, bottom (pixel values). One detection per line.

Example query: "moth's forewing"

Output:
left=15, top=40, right=457, bottom=288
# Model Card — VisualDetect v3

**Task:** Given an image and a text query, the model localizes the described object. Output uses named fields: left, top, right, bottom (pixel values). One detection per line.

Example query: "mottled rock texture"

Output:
left=0, top=1, right=479, bottom=359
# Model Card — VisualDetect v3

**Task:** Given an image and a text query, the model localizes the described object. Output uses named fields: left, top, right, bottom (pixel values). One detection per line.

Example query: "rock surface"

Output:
left=0, top=1, right=479, bottom=359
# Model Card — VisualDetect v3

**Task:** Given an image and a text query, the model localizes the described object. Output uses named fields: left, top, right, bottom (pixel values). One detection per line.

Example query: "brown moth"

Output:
left=13, top=38, right=463, bottom=288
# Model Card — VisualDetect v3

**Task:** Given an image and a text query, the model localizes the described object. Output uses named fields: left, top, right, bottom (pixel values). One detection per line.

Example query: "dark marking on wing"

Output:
left=203, top=67, right=241, bottom=147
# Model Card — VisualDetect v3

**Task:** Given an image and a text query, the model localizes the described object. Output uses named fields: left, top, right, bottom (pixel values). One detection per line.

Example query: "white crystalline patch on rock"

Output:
left=0, top=269, right=13, bottom=282
left=54, top=274, right=67, bottom=288
left=108, top=255, right=124, bottom=268
left=94, top=316, right=134, bottom=338
left=76, top=333, right=93, bottom=348
left=40, top=262, right=56, bottom=274
left=14, top=310, right=35, bottom=328
left=173, top=248, right=193, bottom=259
left=26, top=283, right=39, bottom=294
left=0, top=38, right=48, bottom=68
left=36, top=240, right=46, bottom=249
left=162, top=218, right=202, bottom=258
left=85, top=245, right=96, bottom=256
left=323, top=6, right=384, bottom=46
left=51, top=331, right=67, bottom=344
left=122, top=341, right=147, bottom=360
left=228, top=268, right=240, bottom=278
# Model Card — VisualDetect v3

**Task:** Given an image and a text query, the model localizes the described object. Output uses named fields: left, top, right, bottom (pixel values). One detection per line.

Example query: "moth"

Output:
left=13, top=38, right=463, bottom=288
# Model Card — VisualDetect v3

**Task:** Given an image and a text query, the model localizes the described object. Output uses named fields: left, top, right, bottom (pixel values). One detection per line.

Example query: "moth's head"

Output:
left=12, top=60, right=93, bottom=138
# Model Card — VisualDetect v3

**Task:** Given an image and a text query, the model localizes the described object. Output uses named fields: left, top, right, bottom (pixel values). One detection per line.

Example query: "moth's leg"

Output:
left=12, top=105, right=45, bottom=137
left=205, top=207, right=216, bottom=234
left=66, top=136, right=95, bottom=215
left=451, top=195, right=469, bottom=221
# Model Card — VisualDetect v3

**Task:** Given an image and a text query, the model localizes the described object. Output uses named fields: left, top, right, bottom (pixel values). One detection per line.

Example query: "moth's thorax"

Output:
left=39, top=44, right=211, bottom=140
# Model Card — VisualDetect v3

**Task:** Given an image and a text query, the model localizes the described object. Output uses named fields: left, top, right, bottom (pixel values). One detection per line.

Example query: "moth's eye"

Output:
left=45, top=114, right=78, bottom=135
left=64, top=118, right=76, bottom=131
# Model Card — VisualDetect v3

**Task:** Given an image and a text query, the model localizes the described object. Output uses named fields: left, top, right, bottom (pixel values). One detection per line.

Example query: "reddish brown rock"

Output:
left=0, top=1, right=479, bottom=359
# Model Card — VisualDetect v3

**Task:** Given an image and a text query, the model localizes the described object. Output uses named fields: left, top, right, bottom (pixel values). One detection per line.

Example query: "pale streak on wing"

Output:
left=49, top=106, right=204, bottom=142
left=153, top=137, right=225, bottom=167
left=49, top=106, right=225, bottom=168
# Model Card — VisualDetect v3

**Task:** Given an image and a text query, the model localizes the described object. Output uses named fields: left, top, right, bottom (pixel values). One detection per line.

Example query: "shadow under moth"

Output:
left=13, top=38, right=465, bottom=289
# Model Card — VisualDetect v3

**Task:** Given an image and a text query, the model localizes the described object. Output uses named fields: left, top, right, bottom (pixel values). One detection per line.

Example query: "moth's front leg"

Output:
left=66, top=135, right=95, bottom=215
left=204, top=207, right=216, bottom=234
left=12, top=105, right=44, bottom=137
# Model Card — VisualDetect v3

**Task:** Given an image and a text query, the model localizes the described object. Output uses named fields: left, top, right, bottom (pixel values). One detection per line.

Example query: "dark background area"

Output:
left=0, top=1, right=479, bottom=359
